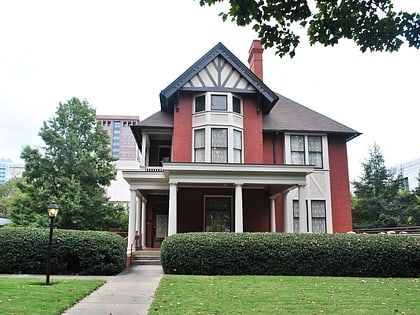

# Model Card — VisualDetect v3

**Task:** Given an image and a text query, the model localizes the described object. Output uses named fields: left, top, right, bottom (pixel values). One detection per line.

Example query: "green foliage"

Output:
left=0, top=178, right=23, bottom=218
left=161, top=232, right=420, bottom=277
left=351, top=143, right=418, bottom=228
left=9, top=97, right=126, bottom=230
left=0, top=227, right=126, bottom=275
left=198, top=0, right=420, bottom=57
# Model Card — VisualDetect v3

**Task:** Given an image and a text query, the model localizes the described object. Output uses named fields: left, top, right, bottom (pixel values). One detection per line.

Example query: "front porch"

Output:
left=123, top=162, right=314, bottom=252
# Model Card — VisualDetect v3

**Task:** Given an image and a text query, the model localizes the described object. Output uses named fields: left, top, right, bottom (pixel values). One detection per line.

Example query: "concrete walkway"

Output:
left=61, top=265, right=163, bottom=315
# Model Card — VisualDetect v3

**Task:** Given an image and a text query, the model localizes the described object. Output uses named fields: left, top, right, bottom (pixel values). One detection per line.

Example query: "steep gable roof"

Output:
left=159, top=42, right=279, bottom=114
left=263, top=94, right=361, bottom=141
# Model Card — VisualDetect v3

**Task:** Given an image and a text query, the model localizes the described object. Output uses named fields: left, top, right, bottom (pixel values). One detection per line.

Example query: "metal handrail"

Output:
left=353, top=225, right=420, bottom=234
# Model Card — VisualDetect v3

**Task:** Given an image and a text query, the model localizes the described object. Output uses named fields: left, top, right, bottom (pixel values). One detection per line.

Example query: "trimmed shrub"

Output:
left=161, top=232, right=420, bottom=277
left=0, top=227, right=126, bottom=275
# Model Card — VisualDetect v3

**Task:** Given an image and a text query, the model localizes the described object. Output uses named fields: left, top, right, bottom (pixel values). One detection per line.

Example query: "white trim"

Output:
left=234, top=184, right=243, bottom=232
left=168, top=183, right=178, bottom=235
left=284, top=133, right=327, bottom=169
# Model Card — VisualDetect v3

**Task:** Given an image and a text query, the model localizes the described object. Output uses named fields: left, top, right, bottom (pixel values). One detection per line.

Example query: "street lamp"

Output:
left=46, top=201, right=59, bottom=285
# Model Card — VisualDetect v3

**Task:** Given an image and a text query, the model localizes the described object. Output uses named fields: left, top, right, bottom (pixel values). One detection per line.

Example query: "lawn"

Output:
left=150, top=275, right=420, bottom=314
left=0, top=278, right=104, bottom=315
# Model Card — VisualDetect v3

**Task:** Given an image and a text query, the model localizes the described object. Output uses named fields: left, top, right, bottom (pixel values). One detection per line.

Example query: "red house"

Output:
left=123, top=41, right=360, bottom=250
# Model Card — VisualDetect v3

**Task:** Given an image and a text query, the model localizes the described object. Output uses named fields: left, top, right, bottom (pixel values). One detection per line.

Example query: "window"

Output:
left=308, top=136, right=322, bottom=168
left=233, top=130, right=242, bottom=163
left=205, top=197, right=231, bottom=232
left=311, top=200, right=326, bottom=233
left=233, top=96, right=241, bottom=114
left=112, top=121, right=121, bottom=159
left=211, top=95, right=227, bottom=111
left=194, top=129, right=205, bottom=162
left=194, top=93, right=242, bottom=113
left=211, top=128, right=228, bottom=162
left=293, top=200, right=307, bottom=232
left=291, top=135, right=305, bottom=165
left=195, top=95, right=205, bottom=112
left=290, top=135, right=323, bottom=168
left=293, top=200, right=326, bottom=233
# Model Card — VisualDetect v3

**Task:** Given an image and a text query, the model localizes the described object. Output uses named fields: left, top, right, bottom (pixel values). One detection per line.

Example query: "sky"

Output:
left=1, top=0, right=419, bottom=182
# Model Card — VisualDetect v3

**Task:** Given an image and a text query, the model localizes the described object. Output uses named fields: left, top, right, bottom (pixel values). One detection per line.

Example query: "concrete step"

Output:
left=132, top=250, right=161, bottom=266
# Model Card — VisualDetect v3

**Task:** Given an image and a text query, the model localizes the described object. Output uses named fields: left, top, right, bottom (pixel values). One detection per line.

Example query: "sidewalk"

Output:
left=62, top=265, right=163, bottom=315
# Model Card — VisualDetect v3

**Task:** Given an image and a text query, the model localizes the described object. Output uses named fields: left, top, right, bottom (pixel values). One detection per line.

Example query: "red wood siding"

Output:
left=243, top=189, right=270, bottom=231
left=328, top=135, right=353, bottom=232
left=243, top=95, right=263, bottom=163
left=263, top=132, right=284, bottom=164
left=274, top=194, right=284, bottom=232
left=172, top=95, right=192, bottom=162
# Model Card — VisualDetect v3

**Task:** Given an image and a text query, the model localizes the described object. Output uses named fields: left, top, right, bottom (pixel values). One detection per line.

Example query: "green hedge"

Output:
left=0, top=227, right=126, bottom=275
left=161, top=232, right=420, bottom=277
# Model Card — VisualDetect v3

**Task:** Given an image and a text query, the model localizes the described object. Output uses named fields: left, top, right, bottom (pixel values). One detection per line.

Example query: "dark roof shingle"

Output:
left=263, top=93, right=360, bottom=141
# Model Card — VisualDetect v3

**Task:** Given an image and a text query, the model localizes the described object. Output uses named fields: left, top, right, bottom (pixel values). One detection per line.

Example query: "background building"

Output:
left=0, top=159, right=12, bottom=183
left=97, top=115, right=140, bottom=206
left=397, top=157, right=420, bottom=190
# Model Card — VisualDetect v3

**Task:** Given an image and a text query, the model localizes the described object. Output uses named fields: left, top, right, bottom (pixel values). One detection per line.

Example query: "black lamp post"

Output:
left=46, top=201, right=59, bottom=285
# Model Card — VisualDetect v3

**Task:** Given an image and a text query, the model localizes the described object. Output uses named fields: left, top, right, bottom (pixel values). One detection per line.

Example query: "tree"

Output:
left=9, top=97, right=127, bottom=230
left=199, top=0, right=420, bottom=57
left=351, top=143, right=414, bottom=228
left=0, top=178, right=23, bottom=218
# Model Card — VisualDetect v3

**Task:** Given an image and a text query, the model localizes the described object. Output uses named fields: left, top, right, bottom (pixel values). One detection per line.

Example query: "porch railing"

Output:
left=142, top=166, right=164, bottom=172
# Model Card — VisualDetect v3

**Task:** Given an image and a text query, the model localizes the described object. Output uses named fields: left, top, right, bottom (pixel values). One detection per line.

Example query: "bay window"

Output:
left=194, top=129, right=205, bottom=162
left=193, top=127, right=243, bottom=163
left=211, top=128, right=228, bottom=162
left=194, top=93, right=242, bottom=114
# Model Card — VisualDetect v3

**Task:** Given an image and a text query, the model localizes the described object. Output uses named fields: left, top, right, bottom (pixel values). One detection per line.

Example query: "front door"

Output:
left=153, top=214, right=168, bottom=248
left=205, top=196, right=232, bottom=232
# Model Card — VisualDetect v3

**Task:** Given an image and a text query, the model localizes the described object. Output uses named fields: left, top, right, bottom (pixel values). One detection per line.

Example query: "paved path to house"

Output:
left=0, top=265, right=163, bottom=315
left=60, top=265, right=163, bottom=315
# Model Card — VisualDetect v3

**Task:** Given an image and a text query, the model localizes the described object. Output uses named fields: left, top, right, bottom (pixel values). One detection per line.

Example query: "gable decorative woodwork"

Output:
left=182, top=56, right=256, bottom=93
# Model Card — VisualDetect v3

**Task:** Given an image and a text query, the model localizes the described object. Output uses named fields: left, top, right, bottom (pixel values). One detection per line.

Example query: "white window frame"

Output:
left=192, top=127, right=243, bottom=163
left=193, top=92, right=243, bottom=114
left=293, top=199, right=327, bottom=233
left=285, top=134, right=328, bottom=169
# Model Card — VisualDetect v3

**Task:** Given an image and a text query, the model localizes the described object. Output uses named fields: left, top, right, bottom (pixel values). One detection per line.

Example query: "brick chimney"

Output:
left=248, top=40, right=263, bottom=80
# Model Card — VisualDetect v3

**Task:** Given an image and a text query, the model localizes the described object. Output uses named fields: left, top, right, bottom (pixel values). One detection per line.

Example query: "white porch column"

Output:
left=127, top=189, right=137, bottom=252
left=140, top=133, right=147, bottom=168
left=234, top=184, right=243, bottom=233
left=141, top=197, right=147, bottom=248
left=283, top=192, right=292, bottom=232
left=168, top=183, right=178, bottom=235
left=270, top=197, right=276, bottom=232
left=298, top=185, right=307, bottom=233
left=135, top=197, right=140, bottom=236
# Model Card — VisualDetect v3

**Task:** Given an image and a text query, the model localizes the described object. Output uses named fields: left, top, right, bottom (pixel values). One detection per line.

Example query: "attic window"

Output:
left=211, top=95, right=227, bottom=111
left=195, top=95, right=205, bottom=112
left=233, top=96, right=241, bottom=114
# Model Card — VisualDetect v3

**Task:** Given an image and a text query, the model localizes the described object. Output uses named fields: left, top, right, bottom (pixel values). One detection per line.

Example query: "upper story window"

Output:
left=290, top=135, right=323, bottom=168
left=211, top=95, right=227, bottom=111
left=195, top=95, right=205, bottom=112
left=194, top=127, right=242, bottom=163
left=194, top=93, right=242, bottom=114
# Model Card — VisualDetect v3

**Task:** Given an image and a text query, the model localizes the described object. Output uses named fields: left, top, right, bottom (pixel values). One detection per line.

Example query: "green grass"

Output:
left=150, top=275, right=420, bottom=314
left=0, top=278, right=105, bottom=315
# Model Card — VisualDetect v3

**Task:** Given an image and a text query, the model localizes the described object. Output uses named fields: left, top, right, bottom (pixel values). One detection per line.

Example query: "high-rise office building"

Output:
left=0, top=159, right=12, bottom=183
left=398, top=157, right=420, bottom=190
left=97, top=115, right=140, bottom=161
left=97, top=115, right=140, bottom=206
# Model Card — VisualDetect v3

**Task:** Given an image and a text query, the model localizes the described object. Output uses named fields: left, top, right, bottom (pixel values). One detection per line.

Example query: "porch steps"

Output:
left=132, top=250, right=161, bottom=266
